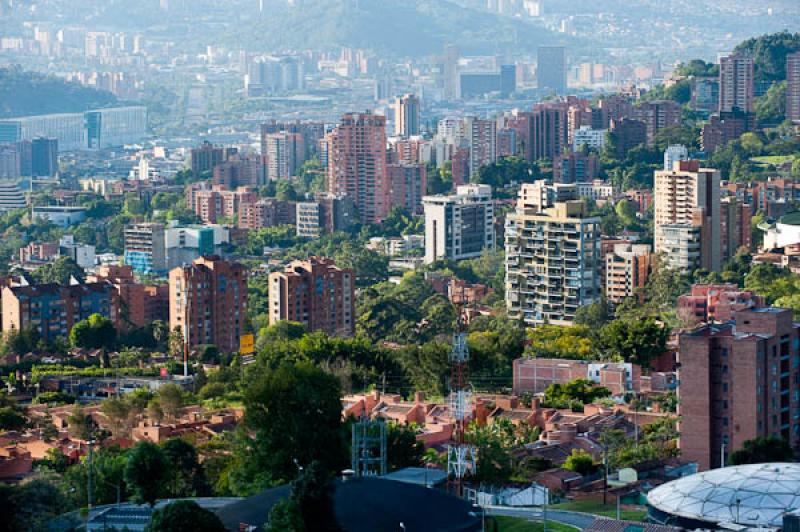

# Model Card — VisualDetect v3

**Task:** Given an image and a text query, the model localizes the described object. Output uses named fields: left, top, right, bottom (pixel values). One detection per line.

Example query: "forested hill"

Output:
left=0, top=66, right=117, bottom=119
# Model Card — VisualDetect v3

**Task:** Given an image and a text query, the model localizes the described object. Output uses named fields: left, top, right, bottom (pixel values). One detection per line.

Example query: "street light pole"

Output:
left=543, top=489, right=548, bottom=532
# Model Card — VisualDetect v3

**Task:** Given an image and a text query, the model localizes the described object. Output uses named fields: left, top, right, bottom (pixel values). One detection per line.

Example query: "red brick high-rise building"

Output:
left=387, top=163, right=427, bottom=215
left=633, top=100, right=681, bottom=144
left=212, top=156, right=261, bottom=188
left=529, top=102, right=569, bottom=162
left=238, top=197, right=296, bottom=230
left=678, top=307, right=800, bottom=470
left=327, top=112, right=390, bottom=224
left=268, top=257, right=355, bottom=337
left=719, top=53, right=754, bottom=113
left=191, top=186, right=257, bottom=224
left=88, top=265, right=168, bottom=330
left=169, top=256, right=247, bottom=353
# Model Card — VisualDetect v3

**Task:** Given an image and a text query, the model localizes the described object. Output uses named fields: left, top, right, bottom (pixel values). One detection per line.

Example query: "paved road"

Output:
left=485, top=506, right=597, bottom=530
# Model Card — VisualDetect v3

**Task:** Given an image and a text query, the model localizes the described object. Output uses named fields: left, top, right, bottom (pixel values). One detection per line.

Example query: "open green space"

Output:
left=494, top=516, right=580, bottom=532
left=550, top=500, right=647, bottom=521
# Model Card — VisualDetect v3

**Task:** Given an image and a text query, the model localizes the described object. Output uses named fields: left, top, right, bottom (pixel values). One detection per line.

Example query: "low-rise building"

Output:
left=513, top=357, right=643, bottom=396
left=677, top=284, right=765, bottom=325
left=1, top=281, right=117, bottom=344
left=32, top=206, right=87, bottom=227
left=88, top=265, right=168, bottom=329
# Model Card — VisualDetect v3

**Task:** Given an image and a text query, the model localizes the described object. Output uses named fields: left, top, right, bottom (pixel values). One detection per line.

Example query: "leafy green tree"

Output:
left=563, top=449, right=597, bottom=476
left=544, top=379, right=611, bottom=409
left=67, top=404, right=94, bottom=440
left=754, top=81, right=786, bottom=125
left=102, top=396, right=132, bottom=438
left=525, top=325, right=595, bottom=360
left=744, top=262, right=795, bottom=303
left=238, top=361, right=346, bottom=490
left=334, top=242, right=389, bottom=287
left=472, top=156, right=540, bottom=195
left=146, top=500, right=226, bottom=532
left=0, top=327, right=40, bottom=355
left=734, top=31, right=800, bottom=82
left=4, top=479, right=71, bottom=532
left=729, top=436, right=794, bottom=465
left=33, top=391, right=75, bottom=405
left=0, top=395, right=26, bottom=431
left=36, top=447, right=70, bottom=473
left=468, top=316, right=526, bottom=389
left=465, top=421, right=515, bottom=485
left=276, top=180, right=299, bottom=201
left=264, top=498, right=305, bottom=532
left=31, top=256, right=85, bottom=284
left=156, top=383, right=185, bottom=422
left=674, top=59, right=718, bottom=77
left=573, top=298, right=611, bottom=329
left=386, top=422, right=424, bottom=472
left=259, top=321, right=307, bottom=344
left=161, top=438, right=211, bottom=498
left=598, top=318, right=669, bottom=367
left=290, top=461, right=340, bottom=532
left=0, top=406, right=25, bottom=431
left=396, top=342, right=450, bottom=395
left=125, top=441, right=170, bottom=506
left=70, top=313, right=117, bottom=350
left=427, top=161, right=453, bottom=194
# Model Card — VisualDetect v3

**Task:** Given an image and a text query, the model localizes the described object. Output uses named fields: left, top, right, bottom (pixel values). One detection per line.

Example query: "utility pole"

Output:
left=602, top=432, right=609, bottom=506
left=87, top=439, right=95, bottom=510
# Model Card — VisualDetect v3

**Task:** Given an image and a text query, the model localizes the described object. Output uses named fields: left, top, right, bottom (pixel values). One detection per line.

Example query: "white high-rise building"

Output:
left=664, top=144, right=689, bottom=171
left=394, top=94, right=421, bottom=138
left=572, top=126, right=606, bottom=151
left=506, top=198, right=601, bottom=326
left=654, top=160, right=721, bottom=272
left=423, top=184, right=495, bottom=264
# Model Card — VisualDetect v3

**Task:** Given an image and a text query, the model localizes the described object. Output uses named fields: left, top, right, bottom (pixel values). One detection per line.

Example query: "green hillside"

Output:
left=0, top=66, right=118, bottom=119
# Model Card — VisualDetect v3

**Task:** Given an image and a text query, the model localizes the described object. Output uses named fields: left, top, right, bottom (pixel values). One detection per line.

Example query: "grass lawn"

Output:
left=494, top=516, right=579, bottom=532
left=549, top=500, right=647, bottom=521
left=751, top=155, right=796, bottom=165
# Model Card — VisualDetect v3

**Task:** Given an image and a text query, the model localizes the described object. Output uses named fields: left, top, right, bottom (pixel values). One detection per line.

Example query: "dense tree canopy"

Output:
left=729, top=436, right=794, bottom=465
left=238, top=361, right=347, bottom=492
left=69, top=314, right=117, bottom=350
left=146, top=500, right=226, bottom=532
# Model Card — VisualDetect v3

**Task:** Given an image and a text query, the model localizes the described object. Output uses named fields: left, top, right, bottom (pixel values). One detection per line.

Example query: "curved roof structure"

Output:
left=647, top=463, right=800, bottom=528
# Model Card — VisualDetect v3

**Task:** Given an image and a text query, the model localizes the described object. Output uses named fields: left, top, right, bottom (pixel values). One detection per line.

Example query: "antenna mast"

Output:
left=447, top=301, right=475, bottom=496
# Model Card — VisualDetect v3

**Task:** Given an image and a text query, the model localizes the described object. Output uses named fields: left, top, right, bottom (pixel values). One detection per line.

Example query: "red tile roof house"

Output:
left=535, top=468, right=584, bottom=493
left=0, top=446, right=33, bottom=483
left=342, top=391, right=473, bottom=448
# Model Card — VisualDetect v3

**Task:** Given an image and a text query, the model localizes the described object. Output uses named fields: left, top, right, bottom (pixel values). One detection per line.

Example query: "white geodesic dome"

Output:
left=647, top=463, right=800, bottom=527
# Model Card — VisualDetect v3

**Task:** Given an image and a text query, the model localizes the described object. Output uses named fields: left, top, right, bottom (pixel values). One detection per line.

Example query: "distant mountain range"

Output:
left=223, top=0, right=572, bottom=56
left=27, top=0, right=571, bottom=56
